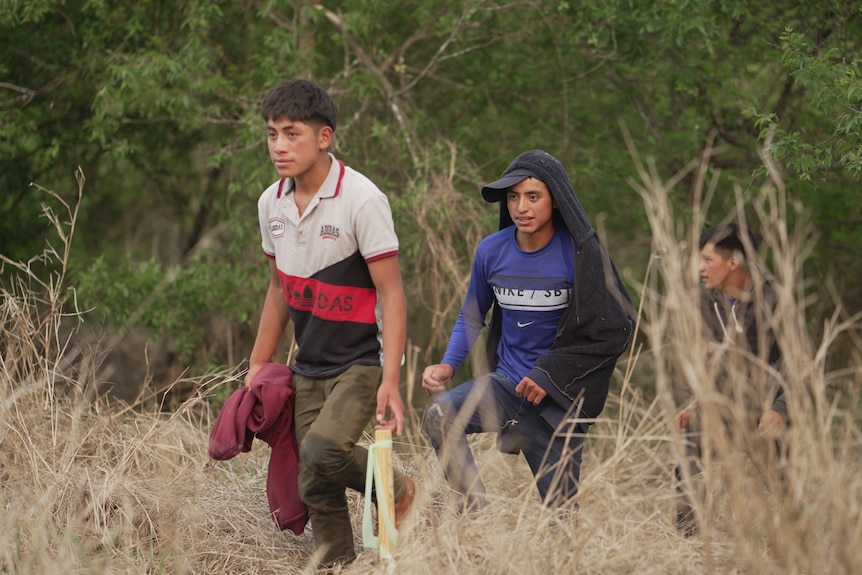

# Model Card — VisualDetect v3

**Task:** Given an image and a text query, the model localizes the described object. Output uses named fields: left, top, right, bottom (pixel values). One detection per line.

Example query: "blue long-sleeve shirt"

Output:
left=442, top=225, right=573, bottom=385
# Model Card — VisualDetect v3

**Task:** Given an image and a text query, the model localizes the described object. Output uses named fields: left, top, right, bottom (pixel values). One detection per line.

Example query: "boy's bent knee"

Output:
left=422, top=401, right=449, bottom=447
left=300, top=432, right=348, bottom=476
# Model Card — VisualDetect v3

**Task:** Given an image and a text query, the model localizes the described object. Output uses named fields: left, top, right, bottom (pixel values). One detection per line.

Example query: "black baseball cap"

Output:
left=480, top=168, right=538, bottom=202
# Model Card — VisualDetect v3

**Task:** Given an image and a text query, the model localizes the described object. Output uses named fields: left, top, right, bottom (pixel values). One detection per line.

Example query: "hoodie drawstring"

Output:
left=713, top=300, right=744, bottom=341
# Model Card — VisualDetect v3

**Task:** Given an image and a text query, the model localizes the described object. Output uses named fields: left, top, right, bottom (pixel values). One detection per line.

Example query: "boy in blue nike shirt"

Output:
left=422, top=149, right=633, bottom=509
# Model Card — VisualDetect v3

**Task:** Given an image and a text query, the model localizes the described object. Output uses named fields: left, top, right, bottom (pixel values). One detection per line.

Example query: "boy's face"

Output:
left=266, top=116, right=332, bottom=179
left=699, top=243, right=734, bottom=291
left=506, top=177, right=555, bottom=240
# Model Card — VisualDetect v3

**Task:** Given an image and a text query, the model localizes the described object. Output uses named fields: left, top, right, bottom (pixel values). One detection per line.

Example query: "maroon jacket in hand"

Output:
left=209, top=363, right=308, bottom=534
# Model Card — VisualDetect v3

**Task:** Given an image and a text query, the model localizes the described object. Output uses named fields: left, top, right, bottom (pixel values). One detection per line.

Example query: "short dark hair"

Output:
left=699, top=222, right=758, bottom=258
left=261, top=79, right=337, bottom=130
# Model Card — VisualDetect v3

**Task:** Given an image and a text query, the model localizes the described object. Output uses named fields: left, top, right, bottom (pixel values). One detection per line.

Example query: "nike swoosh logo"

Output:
left=517, top=321, right=534, bottom=328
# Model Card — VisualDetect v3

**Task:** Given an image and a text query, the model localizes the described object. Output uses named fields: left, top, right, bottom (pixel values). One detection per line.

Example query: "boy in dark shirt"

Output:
left=674, top=223, right=787, bottom=535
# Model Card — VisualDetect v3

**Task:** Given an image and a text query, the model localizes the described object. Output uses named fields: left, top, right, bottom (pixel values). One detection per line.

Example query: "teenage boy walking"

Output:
left=674, top=222, right=788, bottom=535
left=422, top=149, right=633, bottom=510
left=247, top=79, right=417, bottom=566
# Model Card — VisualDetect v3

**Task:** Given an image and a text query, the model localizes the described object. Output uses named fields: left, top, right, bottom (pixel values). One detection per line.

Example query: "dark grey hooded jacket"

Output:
left=699, top=272, right=787, bottom=420
left=481, top=149, right=634, bottom=427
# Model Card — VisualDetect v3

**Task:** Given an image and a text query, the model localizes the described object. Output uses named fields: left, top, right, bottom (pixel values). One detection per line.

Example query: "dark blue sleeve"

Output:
left=441, top=243, right=495, bottom=374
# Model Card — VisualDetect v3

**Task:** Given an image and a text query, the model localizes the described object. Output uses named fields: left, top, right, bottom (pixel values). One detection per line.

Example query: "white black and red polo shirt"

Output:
left=257, top=154, right=399, bottom=378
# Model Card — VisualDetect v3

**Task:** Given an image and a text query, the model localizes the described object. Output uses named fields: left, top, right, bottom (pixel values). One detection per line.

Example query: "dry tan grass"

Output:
left=3, top=153, right=861, bottom=574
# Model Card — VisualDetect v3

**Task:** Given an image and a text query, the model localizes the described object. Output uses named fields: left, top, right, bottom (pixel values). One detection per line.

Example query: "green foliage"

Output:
left=754, top=27, right=862, bottom=177
left=3, top=0, right=862, bottom=385
left=74, top=253, right=264, bottom=362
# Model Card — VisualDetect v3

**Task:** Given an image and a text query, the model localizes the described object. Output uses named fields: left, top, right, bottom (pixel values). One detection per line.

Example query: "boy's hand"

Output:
left=515, top=376, right=547, bottom=405
left=375, top=381, right=405, bottom=436
left=422, top=364, right=454, bottom=396
left=244, top=361, right=267, bottom=387
left=758, top=409, right=786, bottom=436
left=675, top=409, right=692, bottom=433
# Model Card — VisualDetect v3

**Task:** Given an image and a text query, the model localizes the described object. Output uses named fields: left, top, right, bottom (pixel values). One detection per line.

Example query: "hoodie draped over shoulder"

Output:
left=483, top=150, right=635, bottom=426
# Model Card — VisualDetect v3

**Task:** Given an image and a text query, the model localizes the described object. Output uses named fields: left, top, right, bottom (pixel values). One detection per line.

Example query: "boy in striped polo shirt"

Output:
left=247, top=79, right=417, bottom=566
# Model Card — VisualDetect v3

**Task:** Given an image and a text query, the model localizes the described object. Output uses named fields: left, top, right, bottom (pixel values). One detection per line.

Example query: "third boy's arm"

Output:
left=368, top=255, right=408, bottom=435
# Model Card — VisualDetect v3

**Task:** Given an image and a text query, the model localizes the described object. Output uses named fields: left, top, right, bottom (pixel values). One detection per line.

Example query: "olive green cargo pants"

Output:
left=293, top=364, right=408, bottom=566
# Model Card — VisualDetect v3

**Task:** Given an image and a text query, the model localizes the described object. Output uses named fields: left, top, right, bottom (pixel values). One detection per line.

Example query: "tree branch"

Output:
left=319, top=6, right=421, bottom=167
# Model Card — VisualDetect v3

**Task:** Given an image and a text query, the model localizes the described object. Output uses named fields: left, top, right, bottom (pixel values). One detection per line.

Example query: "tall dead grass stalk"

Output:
left=620, top=129, right=862, bottom=574
left=2, top=151, right=860, bottom=574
